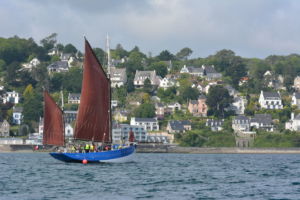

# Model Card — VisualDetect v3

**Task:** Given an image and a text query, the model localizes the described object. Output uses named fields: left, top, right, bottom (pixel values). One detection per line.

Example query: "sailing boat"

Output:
left=44, top=39, right=136, bottom=163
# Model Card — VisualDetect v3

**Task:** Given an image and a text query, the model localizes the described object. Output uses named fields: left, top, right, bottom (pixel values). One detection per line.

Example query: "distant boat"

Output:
left=43, top=39, right=136, bottom=163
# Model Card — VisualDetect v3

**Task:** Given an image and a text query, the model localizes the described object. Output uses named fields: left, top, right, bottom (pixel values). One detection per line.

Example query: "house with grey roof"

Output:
left=68, top=93, right=80, bottom=104
left=133, top=70, right=160, bottom=87
left=291, top=92, right=300, bottom=109
left=232, top=115, right=250, bottom=132
left=180, top=65, right=204, bottom=76
left=13, top=107, right=23, bottom=125
left=250, top=114, right=274, bottom=132
left=64, top=110, right=78, bottom=124
left=130, top=117, right=159, bottom=131
left=259, top=90, right=283, bottom=109
left=47, top=61, right=69, bottom=73
left=202, top=65, right=222, bottom=80
left=167, top=102, right=182, bottom=113
left=159, top=77, right=175, bottom=89
left=285, top=113, right=300, bottom=131
left=167, top=120, right=191, bottom=133
left=110, top=67, right=127, bottom=88
left=206, top=119, right=224, bottom=131
left=0, top=120, right=10, bottom=137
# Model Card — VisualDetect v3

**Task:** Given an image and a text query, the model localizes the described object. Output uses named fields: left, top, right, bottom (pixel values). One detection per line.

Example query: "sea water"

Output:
left=0, top=153, right=300, bottom=200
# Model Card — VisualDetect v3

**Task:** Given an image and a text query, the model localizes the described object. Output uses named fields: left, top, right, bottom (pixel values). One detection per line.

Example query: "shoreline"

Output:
left=1, top=144, right=300, bottom=154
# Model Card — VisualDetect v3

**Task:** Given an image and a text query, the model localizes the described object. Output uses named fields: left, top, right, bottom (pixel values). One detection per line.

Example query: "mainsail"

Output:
left=43, top=91, right=64, bottom=146
left=74, top=39, right=111, bottom=142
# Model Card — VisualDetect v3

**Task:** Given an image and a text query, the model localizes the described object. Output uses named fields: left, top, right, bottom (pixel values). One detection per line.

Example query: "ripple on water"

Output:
left=0, top=153, right=300, bottom=199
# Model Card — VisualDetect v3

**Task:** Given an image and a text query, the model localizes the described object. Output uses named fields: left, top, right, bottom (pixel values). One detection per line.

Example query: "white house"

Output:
left=232, top=115, right=250, bottom=132
left=206, top=119, right=224, bottom=131
left=112, top=123, right=148, bottom=143
left=68, top=93, right=80, bottom=104
left=291, top=92, right=300, bottom=109
left=293, top=76, right=300, bottom=91
left=231, top=96, right=247, bottom=115
left=180, top=65, right=204, bottom=76
left=22, top=58, right=40, bottom=70
left=250, top=114, right=274, bottom=132
left=110, top=67, right=127, bottom=88
left=47, top=61, right=69, bottom=73
left=3, top=91, right=20, bottom=104
left=0, top=120, right=10, bottom=137
left=167, top=102, right=182, bottom=113
left=12, top=107, right=23, bottom=125
left=65, top=124, right=74, bottom=137
left=259, top=91, right=283, bottom=109
left=130, top=117, right=159, bottom=131
left=159, top=77, right=175, bottom=89
left=285, top=113, right=300, bottom=131
left=133, top=70, right=160, bottom=87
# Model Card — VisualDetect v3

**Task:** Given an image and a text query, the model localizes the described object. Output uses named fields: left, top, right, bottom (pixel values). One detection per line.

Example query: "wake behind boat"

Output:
left=43, top=38, right=136, bottom=163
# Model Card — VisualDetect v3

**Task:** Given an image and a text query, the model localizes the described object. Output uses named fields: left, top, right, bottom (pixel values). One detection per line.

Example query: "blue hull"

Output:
left=50, top=145, right=136, bottom=163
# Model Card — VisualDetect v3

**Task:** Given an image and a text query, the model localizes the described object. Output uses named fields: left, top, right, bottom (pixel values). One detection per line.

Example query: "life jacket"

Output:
left=85, top=144, right=90, bottom=150
left=90, top=145, right=94, bottom=151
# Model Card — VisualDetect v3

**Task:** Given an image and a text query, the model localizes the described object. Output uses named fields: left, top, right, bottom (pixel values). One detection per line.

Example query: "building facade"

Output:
left=130, top=117, right=159, bottom=131
left=259, top=91, right=283, bottom=109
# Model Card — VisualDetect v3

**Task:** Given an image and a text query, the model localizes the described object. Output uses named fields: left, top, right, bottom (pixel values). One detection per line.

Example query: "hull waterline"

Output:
left=49, top=145, right=136, bottom=163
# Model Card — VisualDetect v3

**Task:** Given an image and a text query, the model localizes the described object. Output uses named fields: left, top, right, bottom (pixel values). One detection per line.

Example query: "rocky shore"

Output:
left=2, top=144, right=300, bottom=154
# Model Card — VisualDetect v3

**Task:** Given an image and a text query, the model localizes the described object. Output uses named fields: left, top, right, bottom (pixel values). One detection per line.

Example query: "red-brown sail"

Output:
left=74, top=39, right=111, bottom=142
left=43, top=91, right=64, bottom=146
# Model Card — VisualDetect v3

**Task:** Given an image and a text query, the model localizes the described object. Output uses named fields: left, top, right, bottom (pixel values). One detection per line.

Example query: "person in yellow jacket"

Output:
left=90, top=144, right=94, bottom=152
left=84, top=144, right=90, bottom=153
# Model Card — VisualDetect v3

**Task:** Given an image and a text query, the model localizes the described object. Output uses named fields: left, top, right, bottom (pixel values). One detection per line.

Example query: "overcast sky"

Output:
left=1, top=0, right=299, bottom=58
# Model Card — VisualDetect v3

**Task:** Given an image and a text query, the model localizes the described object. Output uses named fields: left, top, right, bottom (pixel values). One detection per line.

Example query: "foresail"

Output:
left=74, top=39, right=111, bottom=142
left=43, top=91, right=64, bottom=146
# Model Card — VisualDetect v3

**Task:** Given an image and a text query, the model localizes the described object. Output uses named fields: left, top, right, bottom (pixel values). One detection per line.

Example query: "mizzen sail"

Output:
left=74, top=39, right=111, bottom=142
left=43, top=91, right=64, bottom=146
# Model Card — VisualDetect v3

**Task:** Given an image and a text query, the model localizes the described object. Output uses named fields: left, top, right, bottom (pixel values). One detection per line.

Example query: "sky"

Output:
left=0, top=0, right=300, bottom=58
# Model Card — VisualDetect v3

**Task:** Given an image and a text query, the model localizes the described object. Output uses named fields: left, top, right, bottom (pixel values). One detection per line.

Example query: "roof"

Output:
left=198, top=94, right=206, bottom=100
left=189, top=100, right=198, bottom=105
left=48, top=61, right=69, bottom=69
left=262, top=91, right=280, bottom=99
left=169, top=120, right=191, bottom=131
left=294, top=93, right=300, bottom=99
left=206, top=119, right=224, bottom=127
left=134, top=118, right=157, bottom=122
left=13, top=107, right=23, bottom=113
left=68, top=93, right=80, bottom=99
left=189, top=67, right=204, bottom=73
left=204, top=66, right=217, bottom=74
left=294, top=114, right=300, bottom=120
left=234, top=115, right=249, bottom=121
left=250, top=114, right=272, bottom=124
left=156, top=103, right=164, bottom=107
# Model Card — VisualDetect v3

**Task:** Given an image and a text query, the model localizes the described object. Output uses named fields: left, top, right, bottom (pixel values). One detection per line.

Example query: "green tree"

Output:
left=157, top=50, right=175, bottom=61
left=149, top=61, right=168, bottom=78
left=134, top=103, right=155, bottom=118
left=176, top=47, right=193, bottom=60
left=63, top=44, right=77, bottom=54
left=23, top=89, right=43, bottom=124
left=40, top=33, right=57, bottom=51
left=206, top=85, right=233, bottom=117
left=179, top=86, right=199, bottom=103
left=114, top=44, right=128, bottom=59
left=93, top=48, right=106, bottom=64
left=143, top=78, right=152, bottom=94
